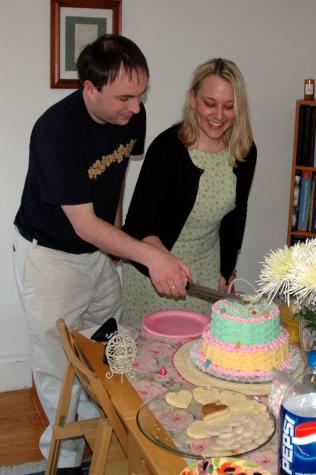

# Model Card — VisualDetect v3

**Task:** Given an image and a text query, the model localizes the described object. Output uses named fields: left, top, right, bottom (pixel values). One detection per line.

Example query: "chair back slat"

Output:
left=45, top=319, right=114, bottom=475
left=57, top=319, right=103, bottom=408
left=57, top=319, right=128, bottom=455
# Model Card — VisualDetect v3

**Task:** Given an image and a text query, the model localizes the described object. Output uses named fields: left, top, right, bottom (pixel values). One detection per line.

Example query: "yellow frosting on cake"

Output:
left=200, top=337, right=289, bottom=371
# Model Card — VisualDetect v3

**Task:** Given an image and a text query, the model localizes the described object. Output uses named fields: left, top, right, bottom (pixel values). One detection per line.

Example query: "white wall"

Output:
left=1, top=0, right=315, bottom=390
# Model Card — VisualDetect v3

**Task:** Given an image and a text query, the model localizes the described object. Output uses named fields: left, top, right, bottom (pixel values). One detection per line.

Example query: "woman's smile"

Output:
left=190, top=74, right=235, bottom=152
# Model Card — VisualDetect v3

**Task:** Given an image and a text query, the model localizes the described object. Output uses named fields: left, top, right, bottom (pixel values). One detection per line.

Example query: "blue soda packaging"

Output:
left=279, top=349, right=316, bottom=474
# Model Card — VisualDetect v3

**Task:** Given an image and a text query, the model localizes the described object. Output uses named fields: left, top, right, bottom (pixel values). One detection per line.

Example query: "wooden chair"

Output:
left=45, top=319, right=125, bottom=475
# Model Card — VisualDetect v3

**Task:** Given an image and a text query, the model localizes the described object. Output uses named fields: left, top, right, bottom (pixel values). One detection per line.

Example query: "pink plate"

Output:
left=142, top=310, right=209, bottom=339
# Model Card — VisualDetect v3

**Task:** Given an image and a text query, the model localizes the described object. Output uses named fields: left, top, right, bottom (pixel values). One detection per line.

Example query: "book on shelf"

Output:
left=311, top=174, right=316, bottom=233
left=297, top=170, right=313, bottom=231
left=302, top=106, right=312, bottom=165
left=313, top=127, right=316, bottom=167
left=308, top=107, right=316, bottom=166
left=296, top=105, right=316, bottom=166
left=297, top=105, right=310, bottom=165
left=296, top=105, right=306, bottom=165
left=291, top=236, right=308, bottom=245
left=292, top=174, right=301, bottom=229
left=308, top=174, right=316, bottom=231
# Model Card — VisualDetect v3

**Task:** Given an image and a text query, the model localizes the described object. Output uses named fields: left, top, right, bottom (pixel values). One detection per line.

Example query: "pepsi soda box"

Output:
left=279, top=398, right=316, bottom=475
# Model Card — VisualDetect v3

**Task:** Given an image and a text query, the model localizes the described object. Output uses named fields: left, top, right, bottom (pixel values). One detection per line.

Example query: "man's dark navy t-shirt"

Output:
left=15, top=90, right=146, bottom=254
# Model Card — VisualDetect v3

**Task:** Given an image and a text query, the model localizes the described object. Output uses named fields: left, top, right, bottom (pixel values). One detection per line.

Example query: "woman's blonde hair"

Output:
left=178, top=58, right=253, bottom=166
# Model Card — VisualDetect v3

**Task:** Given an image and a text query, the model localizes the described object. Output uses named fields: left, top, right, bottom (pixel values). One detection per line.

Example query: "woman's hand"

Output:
left=218, top=272, right=236, bottom=295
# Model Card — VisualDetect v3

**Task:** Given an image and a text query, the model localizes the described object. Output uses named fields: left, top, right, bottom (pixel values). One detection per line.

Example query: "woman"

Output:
left=122, top=58, right=257, bottom=322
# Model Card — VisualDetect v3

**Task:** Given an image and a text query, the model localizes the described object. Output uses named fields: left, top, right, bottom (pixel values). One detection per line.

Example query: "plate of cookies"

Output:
left=136, top=386, right=276, bottom=459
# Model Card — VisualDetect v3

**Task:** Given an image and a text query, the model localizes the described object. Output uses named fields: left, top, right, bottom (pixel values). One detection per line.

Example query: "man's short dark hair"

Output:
left=77, top=34, right=149, bottom=90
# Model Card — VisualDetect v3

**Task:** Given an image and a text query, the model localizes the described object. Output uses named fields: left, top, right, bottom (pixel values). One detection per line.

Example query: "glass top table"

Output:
left=136, top=387, right=276, bottom=460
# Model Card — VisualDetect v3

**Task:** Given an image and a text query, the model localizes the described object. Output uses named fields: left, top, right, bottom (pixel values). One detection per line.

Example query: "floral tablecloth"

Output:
left=127, top=327, right=278, bottom=474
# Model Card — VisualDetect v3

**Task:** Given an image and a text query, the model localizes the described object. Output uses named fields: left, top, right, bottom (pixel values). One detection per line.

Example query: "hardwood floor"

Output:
left=0, top=387, right=46, bottom=466
left=0, top=387, right=128, bottom=474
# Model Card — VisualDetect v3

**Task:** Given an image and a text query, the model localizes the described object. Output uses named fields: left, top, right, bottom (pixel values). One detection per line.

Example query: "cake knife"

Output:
left=186, top=281, right=245, bottom=302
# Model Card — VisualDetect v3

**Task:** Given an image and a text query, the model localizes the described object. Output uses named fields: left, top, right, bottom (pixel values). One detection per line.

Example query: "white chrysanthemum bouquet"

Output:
left=257, top=239, right=316, bottom=330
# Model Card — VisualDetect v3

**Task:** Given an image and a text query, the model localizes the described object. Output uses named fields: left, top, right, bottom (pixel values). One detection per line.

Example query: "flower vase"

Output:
left=279, top=303, right=300, bottom=344
left=299, top=318, right=316, bottom=363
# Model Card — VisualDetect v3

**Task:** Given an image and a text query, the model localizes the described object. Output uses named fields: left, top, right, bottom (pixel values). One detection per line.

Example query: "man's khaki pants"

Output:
left=13, top=229, right=122, bottom=468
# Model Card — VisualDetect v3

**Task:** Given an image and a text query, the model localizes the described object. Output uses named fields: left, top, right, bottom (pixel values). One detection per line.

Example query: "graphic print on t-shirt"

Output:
left=88, top=139, right=137, bottom=180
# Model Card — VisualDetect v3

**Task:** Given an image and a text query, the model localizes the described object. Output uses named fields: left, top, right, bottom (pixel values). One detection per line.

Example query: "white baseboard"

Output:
left=0, top=353, right=32, bottom=391
left=0, top=460, right=46, bottom=475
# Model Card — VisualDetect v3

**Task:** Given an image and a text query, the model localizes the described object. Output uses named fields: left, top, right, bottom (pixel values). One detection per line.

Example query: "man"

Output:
left=13, top=34, right=191, bottom=474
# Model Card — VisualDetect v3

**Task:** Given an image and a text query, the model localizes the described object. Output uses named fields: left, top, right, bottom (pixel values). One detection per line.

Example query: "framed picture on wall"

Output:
left=50, top=0, right=122, bottom=89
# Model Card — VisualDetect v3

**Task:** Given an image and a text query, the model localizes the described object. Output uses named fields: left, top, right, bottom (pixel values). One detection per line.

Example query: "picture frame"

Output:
left=50, top=0, right=122, bottom=89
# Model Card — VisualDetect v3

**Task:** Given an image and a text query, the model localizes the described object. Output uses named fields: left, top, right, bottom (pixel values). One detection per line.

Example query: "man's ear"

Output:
left=83, top=80, right=97, bottom=98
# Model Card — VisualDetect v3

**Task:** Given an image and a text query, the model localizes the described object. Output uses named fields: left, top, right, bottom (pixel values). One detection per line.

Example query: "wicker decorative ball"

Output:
left=105, top=334, right=137, bottom=375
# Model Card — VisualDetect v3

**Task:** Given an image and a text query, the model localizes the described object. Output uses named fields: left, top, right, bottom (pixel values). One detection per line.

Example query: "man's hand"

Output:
left=61, top=202, right=191, bottom=296
left=147, top=249, right=191, bottom=297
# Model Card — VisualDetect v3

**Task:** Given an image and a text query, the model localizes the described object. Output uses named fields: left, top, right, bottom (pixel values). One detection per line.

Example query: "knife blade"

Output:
left=185, top=281, right=245, bottom=302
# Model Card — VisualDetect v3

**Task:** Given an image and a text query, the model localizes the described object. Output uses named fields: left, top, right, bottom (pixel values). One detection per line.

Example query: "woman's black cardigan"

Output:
left=124, top=124, right=257, bottom=282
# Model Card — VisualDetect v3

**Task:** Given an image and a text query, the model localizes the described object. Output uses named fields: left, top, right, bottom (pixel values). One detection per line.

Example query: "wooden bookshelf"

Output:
left=287, top=99, right=316, bottom=245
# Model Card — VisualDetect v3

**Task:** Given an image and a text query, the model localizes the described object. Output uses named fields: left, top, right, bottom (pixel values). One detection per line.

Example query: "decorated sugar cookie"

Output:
left=202, top=403, right=230, bottom=421
left=165, top=389, right=192, bottom=408
left=192, top=387, right=220, bottom=405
